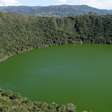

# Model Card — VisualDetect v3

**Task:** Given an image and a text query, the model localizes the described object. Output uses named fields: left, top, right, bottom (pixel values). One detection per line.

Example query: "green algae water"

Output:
left=0, top=45, right=112, bottom=112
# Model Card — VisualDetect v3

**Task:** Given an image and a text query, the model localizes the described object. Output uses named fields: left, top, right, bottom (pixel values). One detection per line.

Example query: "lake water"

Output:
left=0, top=45, right=112, bottom=112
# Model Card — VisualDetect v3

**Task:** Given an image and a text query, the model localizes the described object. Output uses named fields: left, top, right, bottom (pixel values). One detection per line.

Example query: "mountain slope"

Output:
left=0, top=13, right=112, bottom=61
left=0, top=5, right=112, bottom=16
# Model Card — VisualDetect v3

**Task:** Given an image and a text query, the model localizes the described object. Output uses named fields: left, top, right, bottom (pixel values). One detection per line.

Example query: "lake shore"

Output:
left=0, top=89, right=76, bottom=112
left=0, top=45, right=112, bottom=112
left=0, top=13, right=112, bottom=65
left=0, top=56, right=10, bottom=63
left=0, top=43, right=112, bottom=63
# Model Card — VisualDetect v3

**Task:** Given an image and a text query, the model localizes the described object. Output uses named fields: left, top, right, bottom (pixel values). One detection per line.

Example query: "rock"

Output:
left=66, top=103, right=76, bottom=112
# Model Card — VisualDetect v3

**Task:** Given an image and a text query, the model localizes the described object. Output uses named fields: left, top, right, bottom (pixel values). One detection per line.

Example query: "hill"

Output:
left=0, top=5, right=112, bottom=16
left=0, top=13, right=112, bottom=61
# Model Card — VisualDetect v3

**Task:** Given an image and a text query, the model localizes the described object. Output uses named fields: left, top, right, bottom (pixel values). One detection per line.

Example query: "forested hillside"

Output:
left=0, top=5, right=112, bottom=16
left=0, top=13, right=112, bottom=60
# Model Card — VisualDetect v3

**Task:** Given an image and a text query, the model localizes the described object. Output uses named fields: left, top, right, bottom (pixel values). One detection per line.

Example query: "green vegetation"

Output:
left=0, top=89, right=76, bottom=112
left=0, top=13, right=112, bottom=60
left=0, top=12, right=112, bottom=112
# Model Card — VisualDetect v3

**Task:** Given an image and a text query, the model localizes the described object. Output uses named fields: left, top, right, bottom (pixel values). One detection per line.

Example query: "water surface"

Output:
left=0, top=45, right=112, bottom=112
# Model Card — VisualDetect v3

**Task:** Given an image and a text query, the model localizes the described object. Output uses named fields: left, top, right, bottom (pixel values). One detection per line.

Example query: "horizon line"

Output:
left=0, top=4, right=111, bottom=10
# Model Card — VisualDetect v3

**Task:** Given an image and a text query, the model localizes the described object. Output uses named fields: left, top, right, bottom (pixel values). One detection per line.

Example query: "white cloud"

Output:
left=0, top=0, right=21, bottom=6
left=0, top=0, right=111, bottom=9
left=56, top=0, right=80, bottom=5
left=56, top=0, right=112, bottom=9
left=81, top=0, right=112, bottom=9
left=58, top=0, right=67, bottom=3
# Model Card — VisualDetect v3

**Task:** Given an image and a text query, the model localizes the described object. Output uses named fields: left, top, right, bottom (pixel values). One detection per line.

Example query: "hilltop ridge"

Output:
left=0, top=5, right=112, bottom=16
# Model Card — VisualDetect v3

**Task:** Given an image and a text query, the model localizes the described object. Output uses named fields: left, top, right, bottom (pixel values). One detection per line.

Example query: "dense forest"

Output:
left=0, top=89, right=76, bottom=112
left=0, top=13, right=112, bottom=61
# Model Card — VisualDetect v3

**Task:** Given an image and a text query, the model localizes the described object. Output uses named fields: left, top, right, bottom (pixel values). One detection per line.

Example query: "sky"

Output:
left=0, top=0, right=112, bottom=9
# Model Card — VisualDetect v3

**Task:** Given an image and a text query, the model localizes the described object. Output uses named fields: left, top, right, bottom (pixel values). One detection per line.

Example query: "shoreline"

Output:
left=0, top=43, right=112, bottom=63
left=0, top=56, right=10, bottom=63
left=0, top=89, right=76, bottom=112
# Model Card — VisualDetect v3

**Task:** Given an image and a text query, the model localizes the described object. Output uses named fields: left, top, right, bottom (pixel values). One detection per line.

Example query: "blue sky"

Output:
left=0, top=0, right=112, bottom=9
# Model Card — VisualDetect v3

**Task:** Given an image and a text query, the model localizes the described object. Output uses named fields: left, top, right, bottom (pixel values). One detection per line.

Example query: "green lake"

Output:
left=0, top=45, right=112, bottom=112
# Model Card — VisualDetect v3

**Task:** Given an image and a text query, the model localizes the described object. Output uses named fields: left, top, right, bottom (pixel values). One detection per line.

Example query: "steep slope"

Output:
left=0, top=13, right=112, bottom=61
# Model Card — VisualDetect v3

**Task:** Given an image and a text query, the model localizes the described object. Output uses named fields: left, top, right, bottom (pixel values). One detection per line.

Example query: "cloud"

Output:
left=0, top=0, right=21, bottom=6
left=81, top=0, right=112, bottom=9
left=56, top=0, right=112, bottom=9
left=58, top=0, right=67, bottom=3
left=0, top=0, right=111, bottom=9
